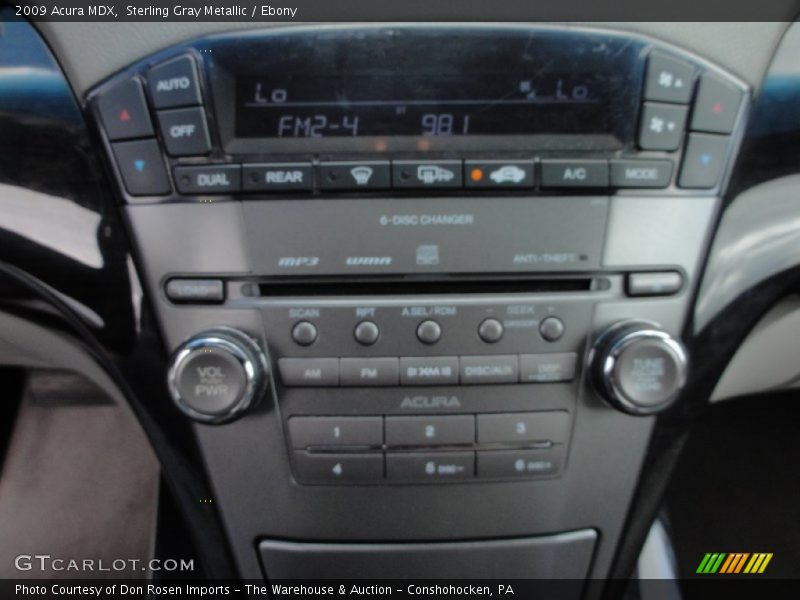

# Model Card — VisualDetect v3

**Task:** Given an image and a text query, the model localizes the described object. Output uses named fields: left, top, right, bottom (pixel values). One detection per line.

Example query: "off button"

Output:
left=157, top=107, right=211, bottom=156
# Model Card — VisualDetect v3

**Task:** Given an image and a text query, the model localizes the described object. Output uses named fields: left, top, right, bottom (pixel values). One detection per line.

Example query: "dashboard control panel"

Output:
left=98, top=23, right=743, bottom=581
left=88, top=26, right=748, bottom=204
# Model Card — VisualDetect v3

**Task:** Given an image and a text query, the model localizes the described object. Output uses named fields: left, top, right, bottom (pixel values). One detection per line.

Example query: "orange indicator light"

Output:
left=470, top=168, right=484, bottom=182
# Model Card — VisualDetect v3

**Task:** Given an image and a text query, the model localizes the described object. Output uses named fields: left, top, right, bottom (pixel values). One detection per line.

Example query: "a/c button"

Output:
left=541, top=159, right=609, bottom=188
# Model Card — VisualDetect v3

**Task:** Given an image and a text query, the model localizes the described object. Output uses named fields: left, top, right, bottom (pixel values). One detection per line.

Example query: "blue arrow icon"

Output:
left=134, top=159, right=146, bottom=172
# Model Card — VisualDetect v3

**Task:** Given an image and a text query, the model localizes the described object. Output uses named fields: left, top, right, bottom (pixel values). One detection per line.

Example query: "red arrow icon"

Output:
left=119, top=108, right=131, bottom=122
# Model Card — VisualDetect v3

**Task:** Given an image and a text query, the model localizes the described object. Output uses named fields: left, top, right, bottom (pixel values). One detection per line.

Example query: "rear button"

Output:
left=243, top=163, right=313, bottom=192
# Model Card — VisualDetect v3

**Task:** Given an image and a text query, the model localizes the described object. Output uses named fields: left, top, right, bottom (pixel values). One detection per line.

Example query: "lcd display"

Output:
left=235, top=72, right=616, bottom=139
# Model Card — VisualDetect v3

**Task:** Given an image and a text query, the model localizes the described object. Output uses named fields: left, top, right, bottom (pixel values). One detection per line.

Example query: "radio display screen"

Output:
left=210, top=27, right=644, bottom=153
left=235, top=72, right=618, bottom=139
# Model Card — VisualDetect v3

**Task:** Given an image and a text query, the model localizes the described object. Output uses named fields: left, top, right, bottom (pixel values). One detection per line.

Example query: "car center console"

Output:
left=85, top=25, right=748, bottom=589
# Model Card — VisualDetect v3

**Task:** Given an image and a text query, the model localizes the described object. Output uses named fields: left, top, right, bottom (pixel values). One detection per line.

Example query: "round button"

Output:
left=174, top=348, right=247, bottom=416
left=478, top=318, right=504, bottom=343
left=354, top=321, right=380, bottom=345
left=613, top=337, right=686, bottom=408
left=416, top=320, right=442, bottom=344
left=166, top=328, right=268, bottom=424
left=291, top=321, right=318, bottom=346
left=539, top=317, right=565, bottom=342
left=589, top=321, right=689, bottom=415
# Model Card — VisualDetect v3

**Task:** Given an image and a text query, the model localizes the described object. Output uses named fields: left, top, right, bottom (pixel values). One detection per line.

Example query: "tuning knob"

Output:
left=167, top=327, right=268, bottom=424
left=589, top=321, right=688, bottom=415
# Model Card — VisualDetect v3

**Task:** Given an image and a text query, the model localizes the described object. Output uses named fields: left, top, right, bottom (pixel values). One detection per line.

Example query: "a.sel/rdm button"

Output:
left=243, top=163, right=313, bottom=192
left=174, top=165, right=241, bottom=194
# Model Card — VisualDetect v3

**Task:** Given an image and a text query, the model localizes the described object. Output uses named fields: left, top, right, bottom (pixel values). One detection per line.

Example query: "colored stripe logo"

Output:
left=696, top=552, right=773, bottom=574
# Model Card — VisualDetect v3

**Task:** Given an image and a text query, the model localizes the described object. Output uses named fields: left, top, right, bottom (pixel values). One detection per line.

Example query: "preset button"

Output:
left=385, top=415, right=475, bottom=447
left=477, top=411, right=570, bottom=445
left=288, top=416, right=383, bottom=449
left=477, top=447, right=564, bottom=478
left=293, top=452, right=384, bottom=484
left=386, top=452, right=474, bottom=482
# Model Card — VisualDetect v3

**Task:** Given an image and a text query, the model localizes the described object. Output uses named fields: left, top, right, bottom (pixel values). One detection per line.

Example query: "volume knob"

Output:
left=167, top=327, right=268, bottom=424
left=589, top=321, right=688, bottom=415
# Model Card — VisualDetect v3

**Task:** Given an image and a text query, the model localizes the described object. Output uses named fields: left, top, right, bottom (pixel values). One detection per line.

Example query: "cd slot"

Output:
left=250, top=275, right=602, bottom=298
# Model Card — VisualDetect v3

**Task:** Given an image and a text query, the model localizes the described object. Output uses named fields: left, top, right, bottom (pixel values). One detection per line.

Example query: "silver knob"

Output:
left=167, top=327, right=268, bottom=424
left=589, top=321, right=688, bottom=415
